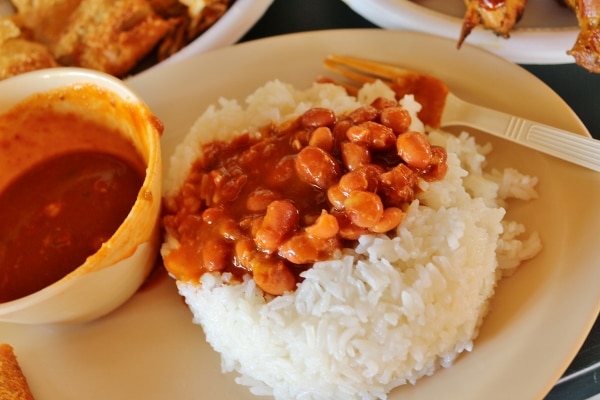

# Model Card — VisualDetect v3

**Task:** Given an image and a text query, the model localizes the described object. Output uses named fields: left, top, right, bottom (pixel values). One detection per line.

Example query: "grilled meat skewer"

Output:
left=561, top=0, right=600, bottom=73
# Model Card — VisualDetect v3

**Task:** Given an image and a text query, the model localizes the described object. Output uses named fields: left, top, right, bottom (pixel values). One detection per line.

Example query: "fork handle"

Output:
left=518, top=122, right=600, bottom=172
left=447, top=103, right=600, bottom=172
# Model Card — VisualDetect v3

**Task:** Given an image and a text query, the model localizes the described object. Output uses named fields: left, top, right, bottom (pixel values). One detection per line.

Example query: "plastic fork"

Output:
left=323, top=55, right=600, bottom=172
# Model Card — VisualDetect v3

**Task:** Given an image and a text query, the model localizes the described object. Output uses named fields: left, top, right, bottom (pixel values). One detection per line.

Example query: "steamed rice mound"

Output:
left=163, top=80, right=542, bottom=400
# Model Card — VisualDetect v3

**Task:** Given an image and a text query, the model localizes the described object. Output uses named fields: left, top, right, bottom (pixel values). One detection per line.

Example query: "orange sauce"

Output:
left=0, top=89, right=146, bottom=303
left=163, top=102, right=447, bottom=296
left=163, top=130, right=328, bottom=284
left=389, top=74, right=448, bottom=129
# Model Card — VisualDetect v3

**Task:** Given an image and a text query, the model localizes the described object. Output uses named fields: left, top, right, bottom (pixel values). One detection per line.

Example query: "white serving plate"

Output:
left=1, top=29, right=599, bottom=400
left=342, top=0, right=580, bottom=64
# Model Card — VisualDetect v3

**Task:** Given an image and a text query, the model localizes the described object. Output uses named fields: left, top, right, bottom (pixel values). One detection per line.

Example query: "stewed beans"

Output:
left=162, top=97, right=448, bottom=296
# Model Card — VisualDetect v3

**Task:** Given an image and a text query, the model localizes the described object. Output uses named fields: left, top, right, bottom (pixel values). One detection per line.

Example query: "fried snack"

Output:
left=2, top=0, right=233, bottom=78
left=186, top=0, right=232, bottom=36
left=156, top=0, right=232, bottom=61
left=458, top=0, right=527, bottom=47
left=561, top=0, right=600, bottom=73
left=0, top=17, right=19, bottom=42
left=0, top=344, right=35, bottom=400
left=10, top=0, right=81, bottom=47
left=12, top=0, right=171, bottom=77
left=147, top=0, right=188, bottom=16
left=51, top=0, right=171, bottom=77
left=0, top=18, right=58, bottom=81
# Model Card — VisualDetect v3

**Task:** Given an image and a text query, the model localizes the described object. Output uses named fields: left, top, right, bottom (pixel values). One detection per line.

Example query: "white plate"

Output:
left=2, top=30, right=600, bottom=400
left=0, top=0, right=273, bottom=75
left=342, top=0, right=580, bottom=64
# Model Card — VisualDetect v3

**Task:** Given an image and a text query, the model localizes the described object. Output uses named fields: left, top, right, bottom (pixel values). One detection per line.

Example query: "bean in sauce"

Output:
left=163, top=97, right=447, bottom=296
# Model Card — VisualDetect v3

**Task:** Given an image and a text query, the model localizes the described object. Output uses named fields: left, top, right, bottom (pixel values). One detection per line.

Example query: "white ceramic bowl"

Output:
left=0, top=68, right=162, bottom=324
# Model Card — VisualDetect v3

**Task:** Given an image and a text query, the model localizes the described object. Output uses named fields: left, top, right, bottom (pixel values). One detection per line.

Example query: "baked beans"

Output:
left=163, top=97, right=447, bottom=296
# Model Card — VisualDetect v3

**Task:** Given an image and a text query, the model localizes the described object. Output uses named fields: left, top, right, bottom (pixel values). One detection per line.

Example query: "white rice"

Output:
left=163, top=80, right=542, bottom=399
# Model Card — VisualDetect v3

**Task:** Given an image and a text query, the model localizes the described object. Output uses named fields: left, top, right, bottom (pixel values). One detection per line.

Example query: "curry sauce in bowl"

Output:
left=0, top=68, right=162, bottom=324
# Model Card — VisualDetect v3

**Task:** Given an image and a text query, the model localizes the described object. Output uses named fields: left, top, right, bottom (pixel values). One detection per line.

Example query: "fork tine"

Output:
left=325, top=59, right=600, bottom=171
left=323, top=58, right=379, bottom=85
left=324, top=55, right=417, bottom=83
left=323, top=55, right=450, bottom=128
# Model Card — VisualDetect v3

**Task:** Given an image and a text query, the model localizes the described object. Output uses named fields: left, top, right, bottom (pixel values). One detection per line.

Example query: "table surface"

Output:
left=239, top=1, right=600, bottom=400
